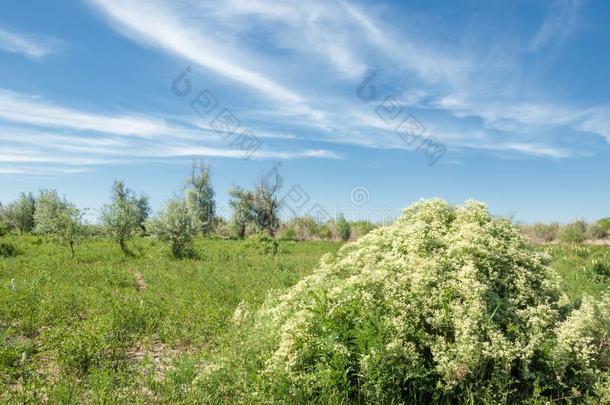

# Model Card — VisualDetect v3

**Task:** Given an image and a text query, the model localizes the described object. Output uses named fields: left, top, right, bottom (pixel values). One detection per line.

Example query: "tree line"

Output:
left=518, top=219, right=610, bottom=244
left=0, top=162, right=363, bottom=258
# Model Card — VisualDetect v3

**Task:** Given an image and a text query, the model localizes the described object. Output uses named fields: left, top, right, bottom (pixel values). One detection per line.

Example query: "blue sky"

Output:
left=1, top=0, right=610, bottom=223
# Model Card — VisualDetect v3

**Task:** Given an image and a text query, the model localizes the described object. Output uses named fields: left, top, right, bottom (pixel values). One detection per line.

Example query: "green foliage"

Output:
left=227, top=169, right=282, bottom=238
left=252, top=170, right=281, bottom=236
left=0, top=242, right=16, bottom=257
left=560, top=220, right=587, bottom=244
left=0, top=236, right=339, bottom=402
left=540, top=244, right=610, bottom=300
left=228, top=187, right=255, bottom=238
left=553, top=295, right=610, bottom=391
left=277, top=225, right=296, bottom=240
left=591, top=261, right=610, bottom=278
left=317, top=223, right=332, bottom=239
left=199, top=200, right=610, bottom=403
left=587, top=223, right=608, bottom=240
left=351, top=220, right=376, bottom=239
left=522, top=222, right=560, bottom=242
left=186, top=161, right=216, bottom=236
left=337, top=213, right=351, bottom=241
left=246, top=232, right=280, bottom=255
left=285, top=217, right=319, bottom=240
left=0, top=220, right=8, bottom=237
left=597, top=217, right=610, bottom=232
left=134, top=194, right=151, bottom=235
left=148, top=199, right=198, bottom=258
left=3, top=193, right=36, bottom=234
left=100, top=181, right=140, bottom=252
left=34, top=190, right=84, bottom=258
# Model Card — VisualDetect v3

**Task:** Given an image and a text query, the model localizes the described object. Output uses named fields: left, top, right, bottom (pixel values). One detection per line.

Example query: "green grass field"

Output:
left=0, top=237, right=608, bottom=403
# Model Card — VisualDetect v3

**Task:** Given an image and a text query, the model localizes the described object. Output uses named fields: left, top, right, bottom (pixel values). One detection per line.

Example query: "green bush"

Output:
left=277, top=225, right=296, bottom=241
left=0, top=221, right=8, bottom=237
left=591, top=260, right=610, bottom=278
left=587, top=223, right=608, bottom=240
left=337, top=214, right=351, bottom=241
left=0, top=243, right=17, bottom=257
left=560, top=221, right=587, bottom=244
left=351, top=220, right=375, bottom=239
left=246, top=232, right=279, bottom=255
left=522, top=222, right=560, bottom=242
left=597, top=217, right=610, bottom=232
left=199, top=200, right=610, bottom=403
left=317, top=223, right=332, bottom=240
left=148, top=199, right=198, bottom=258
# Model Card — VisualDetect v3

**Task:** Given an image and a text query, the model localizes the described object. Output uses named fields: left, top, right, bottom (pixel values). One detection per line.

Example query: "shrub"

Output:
left=0, top=221, right=8, bottom=237
left=337, top=214, right=351, bottom=241
left=148, top=199, right=198, bottom=258
left=553, top=294, right=610, bottom=389
left=560, top=220, right=587, bottom=244
left=586, top=223, right=607, bottom=240
left=590, top=260, right=610, bottom=278
left=199, top=199, right=610, bottom=403
left=246, top=232, right=279, bottom=255
left=0, top=243, right=16, bottom=257
left=523, top=222, right=560, bottom=243
left=597, top=217, right=610, bottom=232
left=277, top=225, right=296, bottom=241
left=317, top=223, right=332, bottom=240
left=351, top=220, right=375, bottom=239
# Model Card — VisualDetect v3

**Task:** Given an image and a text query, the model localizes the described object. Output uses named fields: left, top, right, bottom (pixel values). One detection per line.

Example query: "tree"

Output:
left=4, top=192, right=36, bottom=234
left=252, top=170, right=281, bottom=236
left=34, top=190, right=84, bottom=257
left=148, top=198, right=197, bottom=258
left=0, top=202, right=8, bottom=236
left=100, top=180, right=140, bottom=252
left=185, top=161, right=216, bottom=236
left=228, top=187, right=255, bottom=238
left=135, top=194, right=151, bottom=235
left=597, top=217, right=610, bottom=232
left=337, top=213, right=351, bottom=241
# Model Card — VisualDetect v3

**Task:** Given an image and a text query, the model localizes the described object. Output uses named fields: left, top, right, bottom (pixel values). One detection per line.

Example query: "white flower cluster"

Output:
left=213, top=199, right=610, bottom=403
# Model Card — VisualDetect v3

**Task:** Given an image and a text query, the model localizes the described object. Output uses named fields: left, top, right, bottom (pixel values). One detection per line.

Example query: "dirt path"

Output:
left=134, top=271, right=147, bottom=292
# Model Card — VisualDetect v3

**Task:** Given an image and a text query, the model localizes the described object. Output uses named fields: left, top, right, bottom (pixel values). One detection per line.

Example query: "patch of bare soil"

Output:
left=133, top=271, right=147, bottom=292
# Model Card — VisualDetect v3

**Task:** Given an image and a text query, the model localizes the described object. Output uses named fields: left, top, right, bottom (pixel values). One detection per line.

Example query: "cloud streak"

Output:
left=0, top=25, right=65, bottom=59
left=86, top=0, right=306, bottom=105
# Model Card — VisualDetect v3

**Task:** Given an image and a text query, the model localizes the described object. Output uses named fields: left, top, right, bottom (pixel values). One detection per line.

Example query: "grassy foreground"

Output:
left=0, top=236, right=340, bottom=403
left=0, top=237, right=608, bottom=403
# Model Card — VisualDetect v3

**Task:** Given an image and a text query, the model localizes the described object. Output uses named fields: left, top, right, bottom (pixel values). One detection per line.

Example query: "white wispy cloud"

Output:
left=530, top=0, right=581, bottom=51
left=86, top=0, right=306, bottom=105
left=0, top=115, right=341, bottom=176
left=0, top=89, right=176, bottom=137
left=0, top=26, right=66, bottom=59
left=3, top=0, right=603, bottom=178
left=0, top=167, right=89, bottom=175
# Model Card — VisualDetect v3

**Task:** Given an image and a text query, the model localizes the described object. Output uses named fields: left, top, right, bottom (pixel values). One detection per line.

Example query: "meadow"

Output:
left=0, top=236, right=340, bottom=403
left=0, top=233, right=608, bottom=403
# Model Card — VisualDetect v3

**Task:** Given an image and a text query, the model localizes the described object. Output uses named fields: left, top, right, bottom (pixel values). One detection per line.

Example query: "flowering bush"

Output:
left=200, top=199, right=610, bottom=403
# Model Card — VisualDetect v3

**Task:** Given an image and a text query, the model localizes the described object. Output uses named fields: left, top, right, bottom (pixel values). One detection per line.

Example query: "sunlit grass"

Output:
left=0, top=235, right=339, bottom=402
left=0, top=236, right=607, bottom=402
